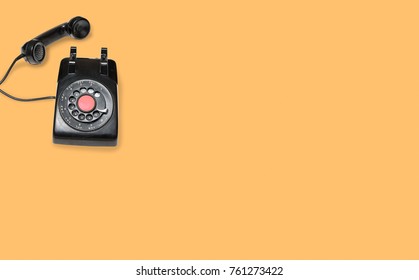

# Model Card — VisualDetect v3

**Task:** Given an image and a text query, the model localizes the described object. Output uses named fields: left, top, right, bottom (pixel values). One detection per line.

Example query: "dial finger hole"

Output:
left=93, top=111, right=100, bottom=118
left=72, top=110, right=79, bottom=116
left=86, top=114, right=93, bottom=121
left=68, top=104, right=75, bottom=110
left=78, top=114, right=85, bottom=120
left=80, top=88, right=87, bottom=93
left=73, top=91, right=80, bottom=97
left=69, top=96, right=76, bottom=103
left=88, top=88, right=95, bottom=94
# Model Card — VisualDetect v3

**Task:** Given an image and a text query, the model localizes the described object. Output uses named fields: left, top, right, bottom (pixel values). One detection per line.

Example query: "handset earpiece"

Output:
left=21, top=16, right=90, bottom=65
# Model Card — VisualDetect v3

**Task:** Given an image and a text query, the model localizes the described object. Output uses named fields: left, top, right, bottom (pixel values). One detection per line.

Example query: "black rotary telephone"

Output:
left=0, top=16, right=118, bottom=146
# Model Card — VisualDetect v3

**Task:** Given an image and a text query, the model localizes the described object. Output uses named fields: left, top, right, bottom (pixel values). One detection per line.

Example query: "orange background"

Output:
left=0, top=0, right=418, bottom=259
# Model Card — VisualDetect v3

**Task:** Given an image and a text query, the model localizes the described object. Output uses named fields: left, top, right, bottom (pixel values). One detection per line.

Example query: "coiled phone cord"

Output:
left=0, top=54, right=56, bottom=102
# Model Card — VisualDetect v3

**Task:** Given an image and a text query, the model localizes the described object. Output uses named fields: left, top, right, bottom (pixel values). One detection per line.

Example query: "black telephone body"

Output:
left=53, top=47, right=118, bottom=146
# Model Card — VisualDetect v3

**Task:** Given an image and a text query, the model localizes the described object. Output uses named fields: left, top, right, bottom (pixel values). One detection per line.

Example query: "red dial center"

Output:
left=77, top=95, right=96, bottom=112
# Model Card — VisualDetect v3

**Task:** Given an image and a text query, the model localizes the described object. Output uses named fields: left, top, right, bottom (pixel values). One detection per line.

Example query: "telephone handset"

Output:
left=21, top=16, right=90, bottom=65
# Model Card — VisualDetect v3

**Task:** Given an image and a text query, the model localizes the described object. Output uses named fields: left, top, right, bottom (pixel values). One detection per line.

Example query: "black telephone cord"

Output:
left=0, top=54, right=55, bottom=102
